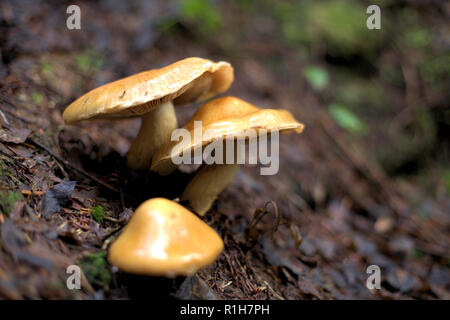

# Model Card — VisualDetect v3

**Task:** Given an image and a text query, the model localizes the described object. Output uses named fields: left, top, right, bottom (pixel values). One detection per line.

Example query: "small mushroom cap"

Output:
left=63, top=57, right=234, bottom=123
left=108, top=198, right=224, bottom=276
left=151, top=96, right=304, bottom=172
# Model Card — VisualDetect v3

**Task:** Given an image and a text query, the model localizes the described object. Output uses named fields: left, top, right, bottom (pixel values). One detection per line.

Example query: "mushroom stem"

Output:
left=127, top=101, right=178, bottom=170
left=182, top=163, right=240, bottom=216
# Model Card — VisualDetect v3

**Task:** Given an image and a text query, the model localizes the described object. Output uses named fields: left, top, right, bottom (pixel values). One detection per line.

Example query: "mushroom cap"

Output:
left=108, top=198, right=224, bottom=276
left=63, top=57, right=234, bottom=123
left=151, top=96, right=304, bottom=172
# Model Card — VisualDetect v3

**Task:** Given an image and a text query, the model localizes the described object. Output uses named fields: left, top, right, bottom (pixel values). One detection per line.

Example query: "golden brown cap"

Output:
left=151, top=96, right=304, bottom=172
left=108, top=198, right=224, bottom=276
left=63, top=57, right=234, bottom=123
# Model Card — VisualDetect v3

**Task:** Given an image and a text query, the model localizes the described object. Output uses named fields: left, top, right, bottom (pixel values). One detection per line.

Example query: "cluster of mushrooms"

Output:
left=63, top=57, right=304, bottom=277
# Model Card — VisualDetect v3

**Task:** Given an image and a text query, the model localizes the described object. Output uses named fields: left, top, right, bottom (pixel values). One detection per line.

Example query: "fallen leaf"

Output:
left=41, top=181, right=77, bottom=217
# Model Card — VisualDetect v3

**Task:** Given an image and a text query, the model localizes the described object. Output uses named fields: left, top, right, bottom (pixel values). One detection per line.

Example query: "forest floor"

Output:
left=0, top=0, right=449, bottom=299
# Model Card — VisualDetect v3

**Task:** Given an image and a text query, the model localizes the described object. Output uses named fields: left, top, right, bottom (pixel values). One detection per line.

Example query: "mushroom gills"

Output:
left=182, top=163, right=240, bottom=216
left=127, top=101, right=178, bottom=170
left=174, top=73, right=212, bottom=104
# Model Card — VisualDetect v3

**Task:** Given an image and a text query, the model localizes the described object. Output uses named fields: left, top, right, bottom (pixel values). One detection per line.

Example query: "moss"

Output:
left=420, top=53, right=450, bottom=91
left=412, top=248, right=424, bottom=260
left=403, top=27, right=430, bottom=49
left=90, top=205, right=106, bottom=224
left=274, top=1, right=382, bottom=56
left=75, top=49, right=104, bottom=73
left=31, top=90, right=43, bottom=105
left=329, top=103, right=366, bottom=134
left=396, top=8, right=431, bottom=51
left=41, top=61, right=54, bottom=75
left=0, top=191, right=23, bottom=216
left=178, top=0, right=222, bottom=34
left=0, top=159, right=5, bottom=176
left=79, top=251, right=112, bottom=290
left=236, top=0, right=256, bottom=11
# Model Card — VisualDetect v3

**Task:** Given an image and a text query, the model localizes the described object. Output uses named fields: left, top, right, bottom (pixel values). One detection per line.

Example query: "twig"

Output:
left=0, top=108, right=9, bottom=124
left=390, top=61, right=420, bottom=132
left=0, top=149, right=31, bottom=183
left=263, top=280, right=285, bottom=300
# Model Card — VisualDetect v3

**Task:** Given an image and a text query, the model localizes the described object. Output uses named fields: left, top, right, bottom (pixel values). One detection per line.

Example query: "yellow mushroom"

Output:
left=63, top=57, right=234, bottom=170
left=108, top=198, right=224, bottom=277
left=151, top=96, right=304, bottom=215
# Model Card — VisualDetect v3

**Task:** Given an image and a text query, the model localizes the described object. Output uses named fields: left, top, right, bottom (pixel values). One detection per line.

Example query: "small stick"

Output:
left=0, top=108, right=9, bottom=124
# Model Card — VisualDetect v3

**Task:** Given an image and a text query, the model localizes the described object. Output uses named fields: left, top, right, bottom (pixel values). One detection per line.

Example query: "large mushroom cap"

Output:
left=108, top=198, right=224, bottom=277
left=62, top=57, right=234, bottom=123
left=151, top=96, right=304, bottom=173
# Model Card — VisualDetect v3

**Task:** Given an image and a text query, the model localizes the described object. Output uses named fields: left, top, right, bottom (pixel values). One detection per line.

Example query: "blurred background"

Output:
left=0, top=0, right=448, bottom=299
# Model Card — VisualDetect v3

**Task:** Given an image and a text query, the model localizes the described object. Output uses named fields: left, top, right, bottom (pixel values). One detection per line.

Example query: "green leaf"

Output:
left=75, top=50, right=104, bottom=73
left=328, top=103, right=365, bottom=133
left=304, top=66, right=329, bottom=91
